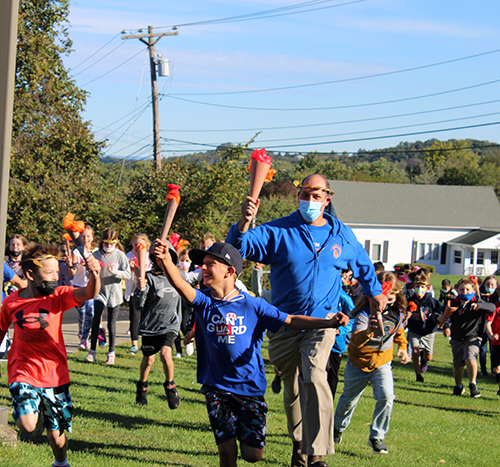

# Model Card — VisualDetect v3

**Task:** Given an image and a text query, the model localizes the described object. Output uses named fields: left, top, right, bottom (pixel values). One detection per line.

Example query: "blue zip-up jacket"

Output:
left=226, top=210, right=382, bottom=319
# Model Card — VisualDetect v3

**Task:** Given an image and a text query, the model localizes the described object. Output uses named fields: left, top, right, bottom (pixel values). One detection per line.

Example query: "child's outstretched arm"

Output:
left=282, top=311, right=349, bottom=330
left=153, top=239, right=196, bottom=305
left=74, top=255, right=101, bottom=303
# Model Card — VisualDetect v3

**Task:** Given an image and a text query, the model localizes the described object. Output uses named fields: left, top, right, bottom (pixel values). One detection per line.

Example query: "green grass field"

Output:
left=1, top=329, right=499, bottom=467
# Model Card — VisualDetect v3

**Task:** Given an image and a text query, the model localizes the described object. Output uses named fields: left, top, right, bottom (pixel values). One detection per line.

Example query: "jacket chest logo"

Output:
left=331, top=244, right=342, bottom=258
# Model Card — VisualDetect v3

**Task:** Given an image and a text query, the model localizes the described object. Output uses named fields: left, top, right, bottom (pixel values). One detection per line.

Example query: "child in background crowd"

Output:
left=484, top=276, right=500, bottom=396
left=438, top=277, right=495, bottom=398
left=134, top=242, right=181, bottom=408
left=0, top=243, right=100, bottom=467
left=5, top=234, right=28, bottom=281
left=86, top=229, right=131, bottom=365
left=154, top=240, right=349, bottom=467
left=478, top=276, right=498, bottom=376
left=326, top=287, right=355, bottom=402
left=334, top=271, right=410, bottom=455
left=72, top=227, right=96, bottom=350
left=406, top=269, right=444, bottom=383
left=173, top=249, right=194, bottom=358
left=127, top=233, right=152, bottom=356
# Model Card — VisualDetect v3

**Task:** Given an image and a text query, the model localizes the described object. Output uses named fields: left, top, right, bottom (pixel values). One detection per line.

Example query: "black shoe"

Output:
left=416, top=374, right=424, bottom=383
left=452, top=385, right=465, bottom=396
left=367, top=438, right=389, bottom=454
left=333, top=429, right=343, bottom=444
left=496, top=388, right=500, bottom=397
left=291, top=441, right=306, bottom=467
left=136, top=381, right=148, bottom=405
left=469, top=382, right=481, bottom=398
left=308, top=456, right=328, bottom=467
left=271, top=375, right=282, bottom=394
left=164, top=381, right=181, bottom=409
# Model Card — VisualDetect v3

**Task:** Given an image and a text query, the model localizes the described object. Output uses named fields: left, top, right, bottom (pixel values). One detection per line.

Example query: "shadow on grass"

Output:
left=73, top=406, right=212, bottom=432
left=68, top=438, right=217, bottom=466
left=394, top=397, right=498, bottom=417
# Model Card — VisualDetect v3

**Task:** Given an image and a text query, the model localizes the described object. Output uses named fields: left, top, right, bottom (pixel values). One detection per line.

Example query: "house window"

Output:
left=454, top=250, right=462, bottom=264
left=372, top=244, right=381, bottom=261
left=419, top=243, right=425, bottom=260
left=427, top=243, right=432, bottom=259
left=492, top=251, right=499, bottom=264
left=432, top=244, right=439, bottom=261
left=470, top=251, right=484, bottom=265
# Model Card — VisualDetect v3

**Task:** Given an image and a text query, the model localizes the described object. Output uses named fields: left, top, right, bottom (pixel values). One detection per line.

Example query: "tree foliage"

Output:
left=8, top=0, right=110, bottom=243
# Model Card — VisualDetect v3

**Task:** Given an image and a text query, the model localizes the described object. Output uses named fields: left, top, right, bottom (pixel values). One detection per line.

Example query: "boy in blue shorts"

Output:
left=153, top=240, right=349, bottom=467
left=0, top=243, right=101, bottom=467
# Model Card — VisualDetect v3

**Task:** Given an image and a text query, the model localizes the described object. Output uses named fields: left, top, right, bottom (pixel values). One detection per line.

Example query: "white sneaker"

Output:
left=84, top=350, right=96, bottom=363
left=106, top=352, right=115, bottom=365
left=185, top=342, right=194, bottom=356
left=175, top=352, right=182, bottom=359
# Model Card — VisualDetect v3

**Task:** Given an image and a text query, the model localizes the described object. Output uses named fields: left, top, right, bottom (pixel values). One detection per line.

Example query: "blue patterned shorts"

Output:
left=10, top=382, right=73, bottom=432
left=202, top=385, right=268, bottom=448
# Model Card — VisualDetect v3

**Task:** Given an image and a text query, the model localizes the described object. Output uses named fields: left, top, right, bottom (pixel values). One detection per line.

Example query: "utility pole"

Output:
left=122, top=25, right=178, bottom=172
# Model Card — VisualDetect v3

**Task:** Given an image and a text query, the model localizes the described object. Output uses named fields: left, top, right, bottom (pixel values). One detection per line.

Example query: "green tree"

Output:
left=8, top=0, right=109, bottom=243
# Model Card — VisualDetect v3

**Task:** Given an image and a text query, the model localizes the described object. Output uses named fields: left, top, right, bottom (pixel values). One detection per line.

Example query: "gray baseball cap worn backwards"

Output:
left=189, top=242, right=243, bottom=276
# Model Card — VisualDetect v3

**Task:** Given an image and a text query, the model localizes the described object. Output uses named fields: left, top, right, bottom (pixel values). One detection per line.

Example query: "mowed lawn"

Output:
left=1, top=328, right=499, bottom=466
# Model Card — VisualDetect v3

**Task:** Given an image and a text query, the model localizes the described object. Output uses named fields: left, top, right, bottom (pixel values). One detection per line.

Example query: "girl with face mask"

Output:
left=5, top=234, right=28, bottom=281
left=85, top=229, right=131, bottom=366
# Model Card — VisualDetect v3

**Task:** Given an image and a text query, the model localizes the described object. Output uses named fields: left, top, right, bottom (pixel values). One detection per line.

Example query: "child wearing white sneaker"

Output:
left=334, top=272, right=410, bottom=455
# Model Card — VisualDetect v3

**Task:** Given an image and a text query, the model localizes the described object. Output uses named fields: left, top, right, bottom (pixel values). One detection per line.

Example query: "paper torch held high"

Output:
left=63, top=213, right=86, bottom=258
left=249, top=148, right=276, bottom=199
left=160, top=184, right=181, bottom=242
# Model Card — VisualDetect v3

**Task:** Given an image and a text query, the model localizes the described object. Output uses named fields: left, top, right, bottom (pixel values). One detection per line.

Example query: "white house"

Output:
left=326, top=181, right=500, bottom=276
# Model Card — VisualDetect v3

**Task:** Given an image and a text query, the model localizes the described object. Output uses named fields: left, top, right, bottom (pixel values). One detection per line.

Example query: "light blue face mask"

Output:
left=485, top=287, right=496, bottom=294
left=299, top=200, right=324, bottom=222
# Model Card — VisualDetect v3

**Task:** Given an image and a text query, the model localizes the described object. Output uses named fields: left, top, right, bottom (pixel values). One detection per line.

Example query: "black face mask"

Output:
left=9, top=250, right=22, bottom=258
left=35, top=279, right=59, bottom=296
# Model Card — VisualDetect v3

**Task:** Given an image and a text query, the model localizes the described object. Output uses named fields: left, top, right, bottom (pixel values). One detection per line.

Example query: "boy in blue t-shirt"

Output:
left=153, top=240, right=348, bottom=467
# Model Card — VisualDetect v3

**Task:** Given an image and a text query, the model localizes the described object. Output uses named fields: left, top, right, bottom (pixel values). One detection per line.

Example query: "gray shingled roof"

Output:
left=447, top=229, right=500, bottom=245
left=326, top=181, right=500, bottom=230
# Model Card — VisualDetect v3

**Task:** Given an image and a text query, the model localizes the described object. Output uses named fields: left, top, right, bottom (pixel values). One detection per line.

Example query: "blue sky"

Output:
left=64, top=0, right=500, bottom=162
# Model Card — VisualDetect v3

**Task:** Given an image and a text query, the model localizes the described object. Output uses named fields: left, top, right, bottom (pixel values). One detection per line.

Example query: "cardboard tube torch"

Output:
left=136, top=245, right=148, bottom=291
left=249, top=148, right=274, bottom=199
left=372, top=281, right=394, bottom=337
left=63, top=212, right=97, bottom=278
left=160, top=184, right=181, bottom=242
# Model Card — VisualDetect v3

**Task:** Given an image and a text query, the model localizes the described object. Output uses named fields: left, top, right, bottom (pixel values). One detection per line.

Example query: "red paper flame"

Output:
left=250, top=148, right=272, bottom=165
left=166, top=184, right=181, bottom=205
left=381, top=281, right=392, bottom=295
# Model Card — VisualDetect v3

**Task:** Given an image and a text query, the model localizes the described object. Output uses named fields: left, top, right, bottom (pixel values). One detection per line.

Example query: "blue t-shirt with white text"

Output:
left=192, top=289, right=288, bottom=396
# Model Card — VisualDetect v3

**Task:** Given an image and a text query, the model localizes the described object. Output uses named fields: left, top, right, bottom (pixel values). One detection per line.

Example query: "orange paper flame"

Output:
left=62, top=233, right=72, bottom=242
left=166, top=184, right=181, bottom=205
left=409, top=302, right=418, bottom=312
left=63, top=212, right=85, bottom=233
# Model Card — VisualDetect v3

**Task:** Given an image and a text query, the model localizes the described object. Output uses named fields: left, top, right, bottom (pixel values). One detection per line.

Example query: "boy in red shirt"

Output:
left=0, top=243, right=100, bottom=467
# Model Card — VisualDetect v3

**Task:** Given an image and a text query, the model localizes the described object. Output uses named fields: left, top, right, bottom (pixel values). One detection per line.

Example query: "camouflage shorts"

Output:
left=202, top=385, right=267, bottom=449
left=10, top=382, right=73, bottom=432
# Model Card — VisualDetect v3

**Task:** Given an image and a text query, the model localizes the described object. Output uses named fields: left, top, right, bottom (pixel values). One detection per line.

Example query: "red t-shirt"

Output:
left=0, top=286, right=80, bottom=387
left=486, top=307, right=500, bottom=346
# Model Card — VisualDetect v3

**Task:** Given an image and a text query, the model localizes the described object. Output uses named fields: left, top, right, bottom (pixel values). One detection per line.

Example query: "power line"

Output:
left=160, top=98, right=500, bottom=133
left=252, top=111, right=500, bottom=144
left=70, top=33, right=120, bottom=71
left=262, top=120, right=500, bottom=149
left=81, top=48, right=146, bottom=87
left=167, top=48, right=500, bottom=96
left=163, top=78, right=500, bottom=111
left=72, top=42, right=126, bottom=77
left=153, top=0, right=366, bottom=29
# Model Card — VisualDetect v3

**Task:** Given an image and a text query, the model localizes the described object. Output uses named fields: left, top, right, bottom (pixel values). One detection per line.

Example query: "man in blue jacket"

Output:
left=226, top=174, right=385, bottom=467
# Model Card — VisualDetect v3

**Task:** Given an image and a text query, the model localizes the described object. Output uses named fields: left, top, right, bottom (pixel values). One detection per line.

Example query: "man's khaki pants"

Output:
left=268, top=322, right=336, bottom=456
